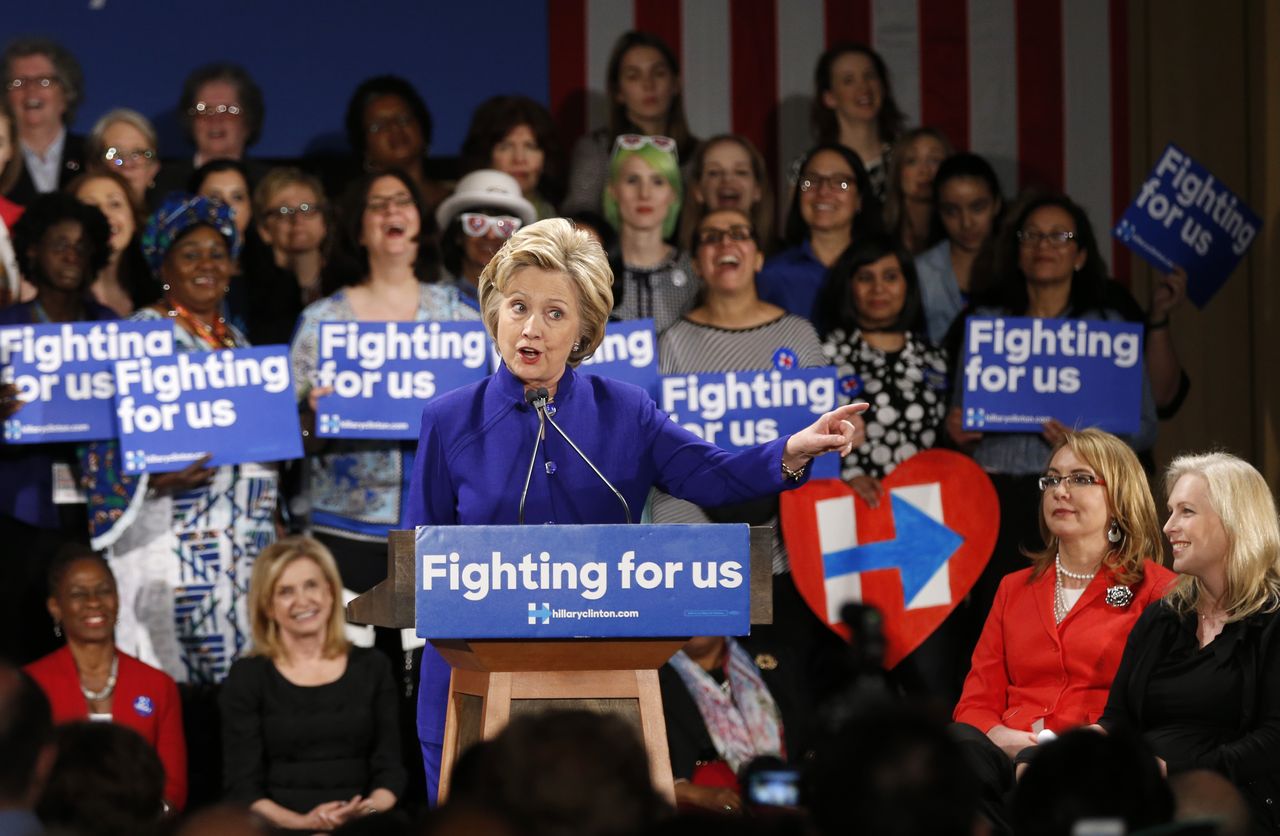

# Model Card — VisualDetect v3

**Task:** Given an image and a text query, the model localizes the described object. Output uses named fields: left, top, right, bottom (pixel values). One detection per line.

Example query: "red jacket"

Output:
left=26, top=646, right=187, bottom=810
left=954, top=558, right=1176, bottom=735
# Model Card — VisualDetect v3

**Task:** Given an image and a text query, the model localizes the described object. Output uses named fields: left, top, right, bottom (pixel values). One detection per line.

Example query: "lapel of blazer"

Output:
left=1031, top=566, right=1061, bottom=645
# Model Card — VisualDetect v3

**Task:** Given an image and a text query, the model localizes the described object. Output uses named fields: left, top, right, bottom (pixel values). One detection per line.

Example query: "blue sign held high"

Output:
left=1113, top=143, right=1261, bottom=308
left=314, top=321, right=491, bottom=439
left=0, top=321, right=174, bottom=444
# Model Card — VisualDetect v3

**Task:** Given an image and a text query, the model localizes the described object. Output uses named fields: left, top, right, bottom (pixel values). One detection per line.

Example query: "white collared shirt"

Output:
left=21, top=127, right=67, bottom=193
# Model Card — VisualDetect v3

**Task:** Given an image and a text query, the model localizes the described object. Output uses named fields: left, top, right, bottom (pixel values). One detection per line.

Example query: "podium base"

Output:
left=435, top=639, right=683, bottom=804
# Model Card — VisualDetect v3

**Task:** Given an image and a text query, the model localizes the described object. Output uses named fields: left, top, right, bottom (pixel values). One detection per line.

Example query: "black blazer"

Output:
left=5, top=132, right=85, bottom=206
left=1101, top=601, right=1280, bottom=832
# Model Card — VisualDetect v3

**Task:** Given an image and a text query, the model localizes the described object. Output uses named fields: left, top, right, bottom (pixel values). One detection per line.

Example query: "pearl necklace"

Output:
left=1054, top=553, right=1098, bottom=623
left=80, top=653, right=118, bottom=703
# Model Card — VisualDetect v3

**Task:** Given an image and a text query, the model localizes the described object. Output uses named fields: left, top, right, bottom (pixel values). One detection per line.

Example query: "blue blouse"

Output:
left=755, top=241, right=827, bottom=324
left=408, top=362, right=804, bottom=801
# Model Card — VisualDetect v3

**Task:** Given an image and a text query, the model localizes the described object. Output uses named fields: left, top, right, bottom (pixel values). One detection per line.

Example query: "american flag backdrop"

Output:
left=548, top=0, right=1131, bottom=276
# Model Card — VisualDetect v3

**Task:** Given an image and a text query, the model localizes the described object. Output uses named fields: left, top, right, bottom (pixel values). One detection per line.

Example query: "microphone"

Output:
left=517, top=388, right=547, bottom=524
left=530, top=387, right=632, bottom=524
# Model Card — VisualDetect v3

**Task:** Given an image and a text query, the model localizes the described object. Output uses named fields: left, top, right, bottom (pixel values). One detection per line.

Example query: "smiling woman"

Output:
left=220, top=536, right=405, bottom=830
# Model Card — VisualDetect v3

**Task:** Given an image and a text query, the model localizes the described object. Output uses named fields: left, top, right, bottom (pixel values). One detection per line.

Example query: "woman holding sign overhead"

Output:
left=944, top=193, right=1159, bottom=667
left=0, top=193, right=114, bottom=666
left=406, top=217, right=868, bottom=802
left=96, top=194, right=278, bottom=686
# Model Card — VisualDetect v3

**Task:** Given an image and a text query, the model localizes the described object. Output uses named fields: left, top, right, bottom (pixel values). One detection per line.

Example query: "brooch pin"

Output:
left=1104, top=585, right=1134, bottom=608
left=754, top=653, right=778, bottom=671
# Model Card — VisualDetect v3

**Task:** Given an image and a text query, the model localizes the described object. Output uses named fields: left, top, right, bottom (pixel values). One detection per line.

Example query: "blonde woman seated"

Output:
left=220, top=536, right=405, bottom=831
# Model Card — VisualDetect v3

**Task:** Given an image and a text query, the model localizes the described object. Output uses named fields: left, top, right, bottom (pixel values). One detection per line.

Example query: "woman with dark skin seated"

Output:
left=0, top=194, right=113, bottom=666
left=26, top=546, right=186, bottom=811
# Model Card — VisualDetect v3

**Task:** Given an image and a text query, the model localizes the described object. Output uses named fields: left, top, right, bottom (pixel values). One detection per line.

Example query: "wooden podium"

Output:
left=347, top=526, right=774, bottom=803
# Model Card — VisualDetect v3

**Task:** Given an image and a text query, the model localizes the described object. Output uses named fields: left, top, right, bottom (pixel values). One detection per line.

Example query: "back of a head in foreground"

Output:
left=1011, top=728, right=1173, bottom=836
left=0, top=664, right=52, bottom=806
left=36, top=721, right=165, bottom=836
left=447, top=709, right=666, bottom=836
left=806, top=704, right=982, bottom=836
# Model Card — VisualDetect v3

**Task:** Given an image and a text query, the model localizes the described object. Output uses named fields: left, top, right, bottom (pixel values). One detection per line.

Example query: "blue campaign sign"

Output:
left=578, top=319, right=660, bottom=399
left=415, top=524, right=750, bottom=639
left=961, top=317, right=1144, bottom=434
left=1113, top=143, right=1261, bottom=308
left=113, top=346, right=303, bottom=473
left=659, top=367, right=841, bottom=478
left=0, top=321, right=174, bottom=444
left=314, top=321, right=491, bottom=440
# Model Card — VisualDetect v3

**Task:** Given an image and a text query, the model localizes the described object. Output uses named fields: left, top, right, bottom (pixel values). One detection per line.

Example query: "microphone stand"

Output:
left=530, top=387, right=632, bottom=525
left=517, top=389, right=547, bottom=524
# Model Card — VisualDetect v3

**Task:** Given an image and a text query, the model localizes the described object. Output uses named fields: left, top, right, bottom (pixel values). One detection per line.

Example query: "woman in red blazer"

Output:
left=25, top=545, right=187, bottom=811
left=952, top=428, right=1176, bottom=832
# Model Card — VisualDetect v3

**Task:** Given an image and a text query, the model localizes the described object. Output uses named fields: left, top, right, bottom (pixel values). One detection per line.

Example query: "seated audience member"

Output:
left=1010, top=728, right=1173, bottom=836
left=2, top=37, right=85, bottom=206
left=563, top=30, right=697, bottom=214
left=807, top=704, right=982, bottom=836
left=757, top=144, right=882, bottom=324
left=344, top=75, right=450, bottom=219
left=153, top=62, right=266, bottom=196
left=447, top=710, right=667, bottom=836
left=659, top=635, right=811, bottom=815
left=1168, top=770, right=1252, bottom=836
left=1100, top=452, right=1280, bottom=833
left=677, top=133, right=775, bottom=253
left=434, top=169, right=536, bottom=311
left=460, top=95, right=563, bottom=219
left=68, top=167, right=155, bottom=315
left=0, top=194, right=112, bottom=667
left=602, top=133, right=698, bottom=332
left=220, top=536, right=404, bottom=832
left=85, top=108, right=161, bottom=207
left=881, top=127, right=951, bottom=255
left=36, top=722, right=167, bottom=836
left=0, top=96, right=24, bottom=302
left=242, top=166, right=329, bottom=346
left=804, top=42, right=905, bottom=203
left=0, top=664, right=55, bottom=833
left=945, top=194, right=1160, bottom=638
left=952, top=429, right=1175, bottom=833
left=914, top=152, right=1004, bottom=346
left=25, top=545, right=186, bottom=810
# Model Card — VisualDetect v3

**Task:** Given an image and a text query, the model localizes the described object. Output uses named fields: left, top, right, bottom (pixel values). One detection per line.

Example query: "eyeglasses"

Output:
left=612, top=134, right=678, bottom=155
left=366, top=194, right=414, bottom=214
left=1038, top=473, right=1107, bottom=491
left=367, top=113, right=415, bottom=134
left=269, top=202, right=323, bottom=219
left=799, top=174, right=853, bottom=193
left=1017, top=229, right=1077, bottom=248
left=6, top=76, right=59, bottom=91
left=103, top=147, right=156, bottom=167
left=461, top=213, right=522, bottom=239
left=189, top=102, right=242, bottom=118
left=695, top=224, right=754, bottom=246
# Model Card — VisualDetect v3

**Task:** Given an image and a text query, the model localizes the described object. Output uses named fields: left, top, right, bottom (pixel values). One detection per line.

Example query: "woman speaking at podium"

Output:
left=406, top=217, right=868, bottom=801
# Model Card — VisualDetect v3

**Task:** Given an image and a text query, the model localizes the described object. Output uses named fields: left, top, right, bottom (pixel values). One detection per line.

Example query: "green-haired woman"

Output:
left=601, top=134, right=697, bottom=333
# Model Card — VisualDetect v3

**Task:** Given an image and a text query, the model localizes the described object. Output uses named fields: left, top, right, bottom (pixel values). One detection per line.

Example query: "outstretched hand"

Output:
left=784, top=402, right=869, bottom=469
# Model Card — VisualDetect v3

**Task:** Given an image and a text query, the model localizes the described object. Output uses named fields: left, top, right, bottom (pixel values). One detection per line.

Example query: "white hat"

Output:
left=435, top=169, right=538, bottom=230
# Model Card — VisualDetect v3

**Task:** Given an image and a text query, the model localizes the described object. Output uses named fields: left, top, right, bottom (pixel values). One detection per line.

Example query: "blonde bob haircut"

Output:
left=1163, top=452, right=1280, bottom=620
left=248, top=535, right=350, bottom=660
left=478, top=217, right=614, bottom=367
left=1027, top=428, right=1163, bottom=586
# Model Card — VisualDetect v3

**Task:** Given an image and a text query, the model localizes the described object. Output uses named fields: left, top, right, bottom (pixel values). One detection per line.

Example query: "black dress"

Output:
left=1101, top=602, right=1280, bottom=832
left=219, top=647, right=407, bottom=814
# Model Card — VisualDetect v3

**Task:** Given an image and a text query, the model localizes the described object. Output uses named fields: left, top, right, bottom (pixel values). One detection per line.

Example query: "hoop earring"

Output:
left=53, top=621, right=62, bottom=639
left=162, top=283, right=171, bottom=292
left=1107, top=519, right=1123, bottom=544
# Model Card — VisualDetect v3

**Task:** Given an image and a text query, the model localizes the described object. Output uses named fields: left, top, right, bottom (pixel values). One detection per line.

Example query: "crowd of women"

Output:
left=0, top=28, right=1275, bottom=836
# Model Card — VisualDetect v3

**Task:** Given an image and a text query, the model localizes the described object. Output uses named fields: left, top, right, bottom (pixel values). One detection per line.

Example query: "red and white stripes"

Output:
left=548, top=0, right=1130, bottom=274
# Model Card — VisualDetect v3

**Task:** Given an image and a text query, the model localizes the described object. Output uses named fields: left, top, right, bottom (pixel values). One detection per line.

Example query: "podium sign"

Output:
left=415, top=524, right=750, bottom=639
